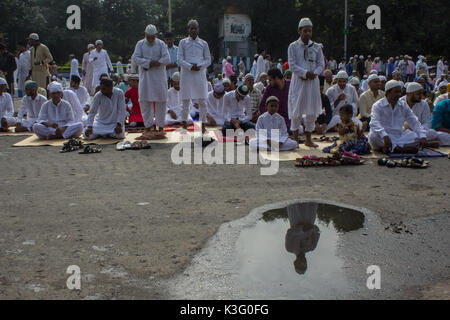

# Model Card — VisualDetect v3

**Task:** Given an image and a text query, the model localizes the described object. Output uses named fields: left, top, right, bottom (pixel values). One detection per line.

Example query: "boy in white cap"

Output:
left=369, top=80, right=427, bottom=154
left=177, top=19, right=211, bottom=133
left=402, top=82, right=450, bottom=146
left=249, top=96, right=298, bottom=151
left=0, top=78, right=16, bottom=132
left=132, top=24, right=171, bottom=138
left=89, top=40, right=113, bottom=89
left=33, top=82, right=83, bottom=140
left=288, top=17, right=325, bottom=147
left=165, top=72, right=194, bottom=126
left=15, top=81, right=47, bottom=132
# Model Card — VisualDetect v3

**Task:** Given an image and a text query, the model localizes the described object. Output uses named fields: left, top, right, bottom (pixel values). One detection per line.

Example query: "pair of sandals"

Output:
left=378, top=157, right=429, bottom=169
left=79, top=145, right=102, bottom=154
left=313, top=136, right=339, bottom=143
left=116, top=141, right=152, bottom=151
left=136, top=130, right=167, bottom=141
left=60, top=138, right=84, bottom=153
left=295, top=152, right=365, bottom=167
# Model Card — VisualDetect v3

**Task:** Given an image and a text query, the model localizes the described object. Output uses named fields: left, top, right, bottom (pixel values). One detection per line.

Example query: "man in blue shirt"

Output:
left=164, top=32, right=179, bottom=82
left=431, top=99, right=450, bottom=146
left=386, top=57, right=395, bottom=79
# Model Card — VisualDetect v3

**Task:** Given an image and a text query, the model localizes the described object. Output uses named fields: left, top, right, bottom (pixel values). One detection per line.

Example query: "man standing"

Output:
left=0, top=43, right=18, bottom=95
left=365, top=55, right=373, bottom=75
left=386, top=57, right=395, bottom=79
left=250, top=54, right=259, bottom=79
left=406, top=55, right=416, bottom=82
left=397, top=56, right=408, bottom=83
left=17, top=41, right=31, bottom=98
left=256, top=49, right=266, bottom=81
left=177, top=19, right=211, bottom=133
left=369, top=80, right=426, bottom=154
left=224, top=56, right=235, bottom=78
left=116, top=57, right=124, bottom=77
left=133, top=24, right=171, bottom=137
left=82, top=44, right=95, bottom=95
left=244, top=73, right=262, bottom=123
left=436, top=56, right=445, bottom=85
left=288, top=18, right=325, bottom=147
left=327, top=56, right=337, bottom=74
left=89, top=40, right=113, bottom=89
left=357, top=55, right=365, bottom=78
left=164, top=32, right=179, bottom=81
left=28, top=33, right=53, bottom=90
left=69, top=54, right=80, bottom=79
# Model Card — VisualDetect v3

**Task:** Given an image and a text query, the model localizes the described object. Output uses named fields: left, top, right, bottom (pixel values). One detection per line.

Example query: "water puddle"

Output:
left=235, top=202, right=364, bottom=298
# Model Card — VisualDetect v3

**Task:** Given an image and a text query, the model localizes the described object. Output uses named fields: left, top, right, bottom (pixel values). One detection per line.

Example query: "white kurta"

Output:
left=249, top=111, right=297, bottom=151
left=256, top=55, right=265, bottom=81
left=18, top=50, right=31, bottom=92
left=165, top=87, right=193, bottom=125
left=116, top=61, right=124, bottom=76
left=177, top=36, right=211, bottom=100
left=0, top=93, right=16, bottom=127
left=369, top=97, right=426, bottom=151
left=132, top=39, right=170, bottom=102
left=288, top=39, right=325, bottom=119
left=17, top=94, right=47, bottom=129
left=38, top=99, right=76, bottom=127
left=82, top=52, right=94, bottom=94
left=436, top=60, right=445, bottom=84
left=89, top=49, right=113, bottom=88
left=326, top=84, right=359, bottom=117
left=69, top=85, right=91, bottom=109
left=223, top=91, right=252, bottom=123
left=70, top=58, right=80, bottom=78
left=206, top=91, right=225, bottom=126
left=63, top=89, right=87, bottom=125
left=87, top=88, right=127, bottom=135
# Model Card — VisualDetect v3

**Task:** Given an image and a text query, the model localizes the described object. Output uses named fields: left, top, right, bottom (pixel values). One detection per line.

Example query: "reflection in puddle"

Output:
left=235, top=202, right=365, bottom=298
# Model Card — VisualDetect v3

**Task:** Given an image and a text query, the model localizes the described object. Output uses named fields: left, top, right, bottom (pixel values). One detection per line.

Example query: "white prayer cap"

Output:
left=368, top=74, right=379, bottom=83
left=0, top=77, right=7, bottom=85
left=244, top=73, right=254, bottom=81
left=222, top=78, right=231, bottom=85
left=266, top=96, right=280, bottom=105
left=254, top=54, right=259, bottom=59
left=259, top=72, right=268, bottom=78
left=360, top=55, right=364, bottom=59
left=363, top=75, right=368, bottom=79
left=392, top=69, right=400, bottom=76
left=379, top=76, right=387, bottom=81
left=29, top=33, right=39, bottom=40
left=298, top=18, right=313, bottom=29
left=385, top=80, right=401, bottom=92
left=370, top=70, right=378, bottom=75
left=336, top=71, right=349, bottom=79
left=406, top=82, right=423, bottom=93
left=145, top=24, right=158, bottom=35
left=438, top=81, right=448, bottom=88
left=213, top=83, right=225, bottom=94
left=95, top=40, right=103, bottom=46
left=171, top=72, right=180, bottom=82
left=350, top=77, right=360, bottom=85
left=47, top=81, right=63, bottom=93
left=398, top=81, right=405, bottom=88
left=87, top=44, right=95, bottom=49
left=128, top=74, right=139, bottom=81
left=188, top=19, right=199, bottom=27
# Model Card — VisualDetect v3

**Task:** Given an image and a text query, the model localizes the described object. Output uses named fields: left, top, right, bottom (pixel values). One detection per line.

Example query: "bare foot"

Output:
left=46, top=134, right=57, bottom=140
left=305, top=141, right=319, bottom=148
left=425, top=141, right=440, bottom=149
left=315, top=123, right=323, bottom=135
left=15, top=124, right=28, bottom=133
left=393, top=146, right=419, bottom=154
left=1, top=118, right=9, bottom=131
left=202, top=123, right=207, bottom=134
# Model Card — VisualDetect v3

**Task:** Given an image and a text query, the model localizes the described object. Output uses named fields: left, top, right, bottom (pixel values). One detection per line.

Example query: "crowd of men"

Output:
left=1, top=18, right=449, bottom=154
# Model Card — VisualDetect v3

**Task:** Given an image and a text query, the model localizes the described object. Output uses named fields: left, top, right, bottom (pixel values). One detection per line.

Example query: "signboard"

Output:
left=223, top=14, right=251, bottom=42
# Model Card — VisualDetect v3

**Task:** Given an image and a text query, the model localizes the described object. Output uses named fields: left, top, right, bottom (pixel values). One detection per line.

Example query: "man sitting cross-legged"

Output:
left=84, top=78, right=127, bottom=140
left=15, top=81, right=47, bottom=132
left=221, top=84, right=255, bottom=136
left=33, top=82, right=83, bottom=140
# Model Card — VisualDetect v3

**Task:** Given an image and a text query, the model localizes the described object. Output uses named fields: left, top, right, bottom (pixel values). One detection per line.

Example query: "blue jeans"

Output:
left=222, top=121, right=256, bottom=136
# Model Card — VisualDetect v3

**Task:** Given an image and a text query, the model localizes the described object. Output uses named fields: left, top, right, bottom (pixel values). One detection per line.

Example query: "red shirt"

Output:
left=125, top=87, right=143, bottom=123
left=283, top=62, right=290, bottom=72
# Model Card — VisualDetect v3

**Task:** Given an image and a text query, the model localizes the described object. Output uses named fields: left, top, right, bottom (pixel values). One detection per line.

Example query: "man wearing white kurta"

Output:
left=84, top=78, right=126, bottom=140
left=82, top=44, right=95, bottom=95
left=69, top=75, right=91, bottom=113
left=89, top=40, right=113, bottom=89
left=62, top=86, right=87, bottom=126
left=255, top=50, right=266, bottom=82
left=178, top=19, right=211, bottom=133
left=0, top=78, right=16, bottom=131
left=165, top=72, right=194, bottom=125
left=221, top=85, right=255, bottom=135
left=133, top=24, right=171, bottom=134
left=15, top=81, right=46, bottom=132
left=369, top=80, right=427, bottom=154
left=435, top=57, right=445, bottom=85
left=33, top=82, right=83, bottom=140
left=206, top=83, right=226, bottom=126
left=70, top=55, right=80, bottom=79
left=402, top=82, right=450, bottom=146
left=17, top=42, right=31, bottom=97
left=326, top=70, right=362, bottom=131
left=288, top=18, right=325, bottom=147
left=116, top=57, right=124, bottom=77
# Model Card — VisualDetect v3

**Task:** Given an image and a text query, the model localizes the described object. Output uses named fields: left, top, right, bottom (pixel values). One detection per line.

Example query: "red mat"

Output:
left=163, top=123, right=199, bottom=132
left=213, top=130, right=254, bottom=143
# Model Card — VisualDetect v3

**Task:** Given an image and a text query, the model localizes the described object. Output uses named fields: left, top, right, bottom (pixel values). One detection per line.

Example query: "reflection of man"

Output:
left=285, top=202, right=320, bottom=275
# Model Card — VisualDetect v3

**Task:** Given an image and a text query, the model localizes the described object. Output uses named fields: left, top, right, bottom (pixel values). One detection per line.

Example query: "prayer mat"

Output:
left=0, top=127, right=33, bottom=136
left=12, top=135, right=124, bottom=147
left=388, top=147, right=448, bottom=158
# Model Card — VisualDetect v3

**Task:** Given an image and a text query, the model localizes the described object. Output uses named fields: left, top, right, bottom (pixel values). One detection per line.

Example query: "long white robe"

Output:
left=82, top=51, right=94, bottom=94
left=206, top=91, right=225, bottom=126
left=63, top=89, right=87, bottom=125
left=86, top=88, right=127, bottom=136
left=0, top=93, right=16, bottom=128
left=116, top=61, right=124, bottom=76
left=17, top=94, right=47, bottom=130
left=70, top=58, right=80, bottom=78
left=18, top=50, right=31, bottom=93
left=132, top=39, right=170, bottom=102
left=177, top=36, right=211, bottom=100
left=326, top=84, right=359, bottom=117
left=249, top=111, right=297, bottom=151
left=288, top=39, right=324, bottom=120
left=436, top=60, right=445, bottom=84
left=165, top=87, right=193, bottom=125
left=223, top=91, right=252, bottom=123
left=89, top=49, right=113, bottom=88
left=255, top=55, right=265, bottom=81
left=369, top=97, right=426, bottom=151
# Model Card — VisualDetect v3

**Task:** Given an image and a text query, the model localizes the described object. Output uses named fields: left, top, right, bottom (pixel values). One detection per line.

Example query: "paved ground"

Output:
left=0, top=135, right=449, bottom=300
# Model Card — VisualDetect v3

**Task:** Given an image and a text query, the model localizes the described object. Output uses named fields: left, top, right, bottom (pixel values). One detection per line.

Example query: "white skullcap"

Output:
left=244, top=73, right=254, bottom=81
left=95, top=40, right=103, bottom=45
left=188, top=19, right=199, bottom=27
left=47, top=81, right=63, bottom=93
left=0, top=77, right=7, bottom=85
left=379, top=76, right=387, bottom=81
left=259, top=72, right=268, bottom=78
left=171, top=72, right=180, bottom=82
left=128, top=74, right=139, bottom=81
left=29, top=33, right=39, bottom=40
left=368, top=74, right=379, bottom=83
left=213, top=83, right=224, bottom=93
left=398, top=81, right=405, bottom=88
left=336, top=71, right=349, bottom=79
left=222, top=78, right=231, bottom=85
left=360, top=55, right=364, bottom=59
left=298, top=18, right=313, bottom=29
left=406, top=82, right=423, bottom=93
left=87, top=44, right=95, bottom=49
left=438, top=81, right=448, bottom=88
left=385, top=80, right=401, bottom=92
left=370, top=70, right=378, bottom=75
left=145, top=24, right=157, bottom=35
left=350, top=77, right=360, bottom=85
left=363, top=75, right=368, bottom=79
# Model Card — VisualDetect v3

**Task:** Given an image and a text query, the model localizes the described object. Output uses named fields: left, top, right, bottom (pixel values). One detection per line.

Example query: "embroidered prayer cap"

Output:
left=244, top=73, right=254, bottom=81
left=266, top=96, right=280, bottom=105
left=385, top=80, right=401, bottom=92
left=213, top=83, right=225, bottom=94
left=145, top=24, right=158, bottom=35
left=438, top=81, right=448, bottom=89
left=171, top=72, right=180, bottom=82
left=47, top=81, right=63, bottom=93
left=87, top=44, right=95, bottom=49
left=29, top=33, right=39, bottom=40
left=24, top=81, right=38, bottom=90
left=379, top=76, right=387, bottom=81
left=368, top=74, right=380, bottom=83
left=336, top=71, right=349, bottom=79
left=406, top=82, right=423, bottom=93
left=259, top=72, right=268, bottom=78
left=236, top=84, right=249, bottom=96
left=298, top=18, right=313, bottom=29
left=350, top=77, right=360, bottom=85
left=95, top=40, right=103, bottom=46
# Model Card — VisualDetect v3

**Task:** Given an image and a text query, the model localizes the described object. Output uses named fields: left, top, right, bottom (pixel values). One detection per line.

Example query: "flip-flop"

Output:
left=116, top=141, right=132, bottom=151
left=131, top=141, right=152, bottom=150
left=79, top=145, right=102, bottom=154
